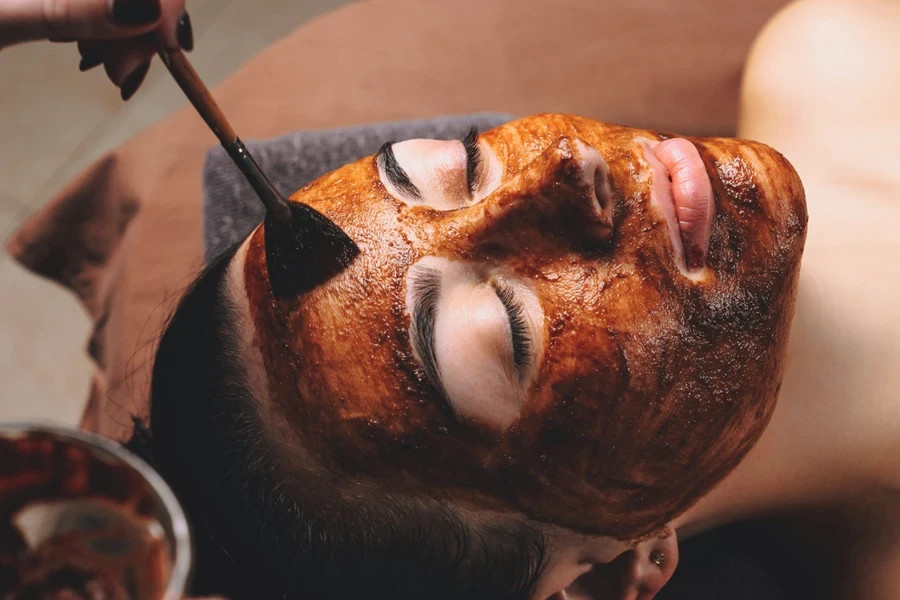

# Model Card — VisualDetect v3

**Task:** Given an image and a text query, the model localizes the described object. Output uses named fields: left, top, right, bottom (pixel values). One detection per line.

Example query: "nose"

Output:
left=452, top=136, right=615, bottom=254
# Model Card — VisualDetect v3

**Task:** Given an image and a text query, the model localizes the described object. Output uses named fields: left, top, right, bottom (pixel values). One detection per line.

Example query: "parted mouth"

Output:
left=643, top=138, right=715, bottom=273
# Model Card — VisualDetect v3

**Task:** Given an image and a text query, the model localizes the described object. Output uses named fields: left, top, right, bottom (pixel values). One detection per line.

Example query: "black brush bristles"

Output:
left=264, top=202, right=360, bottom=299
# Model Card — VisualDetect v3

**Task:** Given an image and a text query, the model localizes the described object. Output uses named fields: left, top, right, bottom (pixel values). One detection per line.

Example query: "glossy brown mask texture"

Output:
left=241, top=114, right=807, bottom=539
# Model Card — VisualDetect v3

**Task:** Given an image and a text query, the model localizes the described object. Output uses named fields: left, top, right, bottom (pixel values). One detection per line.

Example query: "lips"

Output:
left=644, top=138, right=715, bottom=272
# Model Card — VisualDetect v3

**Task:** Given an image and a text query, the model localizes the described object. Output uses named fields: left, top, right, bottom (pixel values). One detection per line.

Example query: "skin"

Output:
left=233, top=114, right=808, bottom=547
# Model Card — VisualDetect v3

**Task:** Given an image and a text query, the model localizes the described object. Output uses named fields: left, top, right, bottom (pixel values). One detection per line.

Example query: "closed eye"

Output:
left=493, top=281, right=532, bottom=377
left=376, top=141, right=421, bottom=200
left=410, top=266, right=446, bottom=398
left=406, top=258, right=543, bottom=429
left=462, top=127, right=483, bottom=197
left=376, top=129, right=488, bottom=209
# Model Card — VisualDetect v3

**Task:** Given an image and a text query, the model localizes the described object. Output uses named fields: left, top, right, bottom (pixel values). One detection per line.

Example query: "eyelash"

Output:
left=494, top=282, right=531, bottom=376
left=462, top=127, right=483, bottom=196
left=412, top=267, right=446, bottom=397
left=377, top=141, right=421, bottom=200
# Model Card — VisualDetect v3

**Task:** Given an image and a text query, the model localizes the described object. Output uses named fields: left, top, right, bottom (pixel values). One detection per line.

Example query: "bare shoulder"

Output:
left=739, top=0, right=900, bottom=199
left=741, top=0, right=900, bottom=121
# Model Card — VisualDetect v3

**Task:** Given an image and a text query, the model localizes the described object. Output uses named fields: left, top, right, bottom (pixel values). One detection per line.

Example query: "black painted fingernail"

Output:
left=121, top=62, right=150, bottom=101
left=111, top=0, right=162, bottom=26
left=177, top=12, right=194, bottom=51
left=79, top=51, right=103, bottom=72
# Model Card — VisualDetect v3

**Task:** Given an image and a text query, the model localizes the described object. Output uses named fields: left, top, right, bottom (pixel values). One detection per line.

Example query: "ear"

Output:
left=540, top=528, right=679, bottom=600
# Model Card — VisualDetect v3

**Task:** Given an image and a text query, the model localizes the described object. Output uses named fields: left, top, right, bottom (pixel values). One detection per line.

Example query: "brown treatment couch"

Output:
left=7, top=1, right=801, bottom=597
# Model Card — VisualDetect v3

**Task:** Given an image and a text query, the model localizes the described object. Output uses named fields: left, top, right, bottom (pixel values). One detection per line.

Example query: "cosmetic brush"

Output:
left=153, top=42, right=359, bottom=297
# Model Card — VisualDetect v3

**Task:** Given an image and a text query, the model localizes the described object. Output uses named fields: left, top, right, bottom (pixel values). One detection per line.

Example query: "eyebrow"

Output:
left=410, top=267, right=446, bottom=398
left=377, top=142, right=422, bottom=200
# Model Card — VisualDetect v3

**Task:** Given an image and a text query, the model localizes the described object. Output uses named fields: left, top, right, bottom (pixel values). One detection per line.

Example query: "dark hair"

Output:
left=139, top=245, right=550, bottom=600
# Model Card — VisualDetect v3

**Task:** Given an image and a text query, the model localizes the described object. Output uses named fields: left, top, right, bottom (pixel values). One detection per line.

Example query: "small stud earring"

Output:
left=650, top=550, right=665, bottom=566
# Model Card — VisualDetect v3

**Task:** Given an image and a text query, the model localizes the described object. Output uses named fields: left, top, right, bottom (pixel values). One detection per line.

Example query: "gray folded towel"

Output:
left=202, top=113, right=513, bottom=263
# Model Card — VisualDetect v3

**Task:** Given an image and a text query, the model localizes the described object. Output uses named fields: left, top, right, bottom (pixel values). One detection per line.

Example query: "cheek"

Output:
left=519, top=275, right=639, bottom=423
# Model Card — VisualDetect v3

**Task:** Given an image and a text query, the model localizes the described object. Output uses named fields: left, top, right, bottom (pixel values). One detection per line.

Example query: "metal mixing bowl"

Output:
left=0, top=423, right=191, bottom=600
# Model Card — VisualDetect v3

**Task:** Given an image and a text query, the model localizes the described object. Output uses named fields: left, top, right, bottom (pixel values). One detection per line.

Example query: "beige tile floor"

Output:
left=0, top=0, right=353, bottom=425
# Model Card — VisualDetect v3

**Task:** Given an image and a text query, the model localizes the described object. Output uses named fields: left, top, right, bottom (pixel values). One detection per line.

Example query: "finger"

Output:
left=102, top=35, right=154, bottom=100
left=77, top=39, right=105, bottom=70
left=77, top=39, right=102, bottom=70
left=1, top=0, right=164, bottom=46
left=156, top=0, right=188, bottom=50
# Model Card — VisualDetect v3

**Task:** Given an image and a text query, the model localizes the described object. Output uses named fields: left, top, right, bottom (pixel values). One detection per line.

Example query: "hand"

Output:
left=0, top=0, right=192, bottom=100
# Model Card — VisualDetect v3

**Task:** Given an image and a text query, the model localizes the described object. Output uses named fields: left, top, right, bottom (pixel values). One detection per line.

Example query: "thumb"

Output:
left=1, top=0, right=161, bottom=47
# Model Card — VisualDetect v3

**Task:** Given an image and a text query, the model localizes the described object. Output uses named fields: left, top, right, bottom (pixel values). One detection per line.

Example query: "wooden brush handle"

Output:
left=153, top=42, right=292, bottom=222
left=155, top=46, right=236, bottom=145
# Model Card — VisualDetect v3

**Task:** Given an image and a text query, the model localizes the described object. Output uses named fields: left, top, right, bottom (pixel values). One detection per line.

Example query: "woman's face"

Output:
left=236, top=114, right=807, bottom=538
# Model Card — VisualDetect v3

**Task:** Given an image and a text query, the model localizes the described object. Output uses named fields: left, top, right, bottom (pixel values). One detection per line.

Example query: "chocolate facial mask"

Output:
left=240, top=114, right=807, bottom=539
